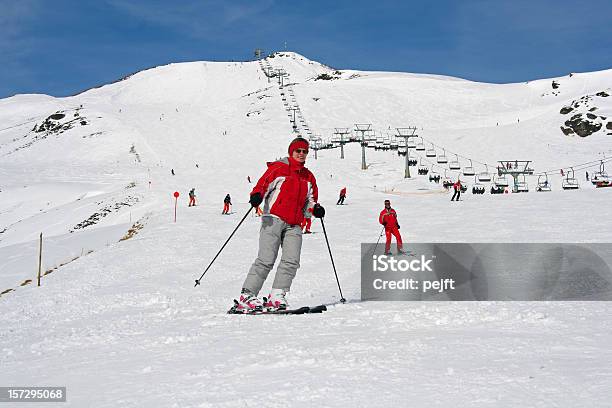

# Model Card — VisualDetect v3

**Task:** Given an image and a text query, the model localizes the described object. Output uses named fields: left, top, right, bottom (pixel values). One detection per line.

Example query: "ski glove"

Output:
left=249, top=192, right=263, bottom=207
left=312, top=203, right=325, bottom=218
left=397, top=224, right=400, bottom=230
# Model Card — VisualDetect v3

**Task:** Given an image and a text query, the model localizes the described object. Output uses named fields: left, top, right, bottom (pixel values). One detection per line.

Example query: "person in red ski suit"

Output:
left=379, top=199, right=404, bottom=255
left=451, top=180, right=462, bottom=201
left=222, top=194, right=232, bottom=214
left=337, top=187, right=347, bottom=205
left=301, top=208, right=313, bottom=233
left=235, top=137, right=323, bottom=313
left=188, top=188, right=196, bottom=207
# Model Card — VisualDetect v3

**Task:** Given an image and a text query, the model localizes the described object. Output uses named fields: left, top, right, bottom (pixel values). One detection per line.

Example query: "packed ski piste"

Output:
left=2, top=51, right=612, bottom=407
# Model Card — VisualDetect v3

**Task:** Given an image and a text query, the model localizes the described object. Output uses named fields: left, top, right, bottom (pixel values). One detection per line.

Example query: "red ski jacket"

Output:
left=251, top=157, right=318, bottom=225
left=340, top=187, right=347, bottom=197
left=379, top=208, right=399, bottom=229
left=453, top=181, right=462, bottom=191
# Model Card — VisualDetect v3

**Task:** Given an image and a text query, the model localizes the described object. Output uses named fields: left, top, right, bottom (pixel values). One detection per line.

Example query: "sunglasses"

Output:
left=294, top=148, right=309, bottom=154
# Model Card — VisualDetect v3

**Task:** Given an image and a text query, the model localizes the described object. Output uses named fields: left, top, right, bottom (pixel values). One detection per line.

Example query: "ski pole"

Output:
left=194, top=206, right=253, bottom=287
left=319, top=218, right=346, bottom=303
left=370, top=226, right=385, bottom=257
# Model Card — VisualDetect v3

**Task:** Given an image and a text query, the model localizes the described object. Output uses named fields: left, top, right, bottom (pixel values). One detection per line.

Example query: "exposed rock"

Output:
left=561, top=126, right=574, bottom=135
left=607, top=122, right=612, bottom=130
left=596, top=91, right=609, bottom=97
left=587, top=113, right=597, bottom=120
left=564, top=114, right=602, bottom=137
left=560, top=106, right=573, bottom=115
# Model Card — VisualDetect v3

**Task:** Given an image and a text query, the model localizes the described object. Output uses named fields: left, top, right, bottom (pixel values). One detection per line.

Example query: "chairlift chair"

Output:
left=463, top=159, right=475, bottom=176
left=375, top=137, right=384, bottom=150
left=407, top=138, right=416, bottom=149
left=390, top=139, right=399, bottom=150
left=429, top=169, right=440, bottom=183
left=536, top=173, right=551, bottom=192
left=449, top=154, right=461, bottom=171
left=418, top=160, right=429, bottom=175
left=437, top=149, right=448, bottom=164
left=383, top=138, right=391, bottom=150
left=515, top=174, right=529, bottom=193
left=562, top=167, right=579, bottom=190
left=398, top=145, right=407, bottom=156
left=442, top=170, right=453, bottom=188
left=591, top=160, right=609, bottom=185
left=472, top=175, right=485, bottom=194
left=493, top=174, right=509, bottom=188
left=478, top=165, right=492, bottom=182
left=426, top=143, right=436, bottom=157
left=416, top=137, right=426, bottom=151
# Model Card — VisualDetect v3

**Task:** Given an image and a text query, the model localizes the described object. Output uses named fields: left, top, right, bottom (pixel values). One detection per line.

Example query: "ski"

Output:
left=227, top=302, right=327, bottom=315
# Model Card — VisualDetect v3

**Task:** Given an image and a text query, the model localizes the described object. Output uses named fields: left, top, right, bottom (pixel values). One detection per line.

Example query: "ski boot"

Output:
left=228, top=289, right=264, bottom=314
left=263, top=289, right=289, bottom=311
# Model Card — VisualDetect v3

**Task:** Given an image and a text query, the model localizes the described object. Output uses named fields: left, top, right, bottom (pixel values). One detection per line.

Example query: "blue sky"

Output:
left=1, top=0, right=611, bottom=98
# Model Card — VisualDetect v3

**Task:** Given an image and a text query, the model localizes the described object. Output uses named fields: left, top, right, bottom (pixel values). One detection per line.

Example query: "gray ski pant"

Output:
left=242, top=216, right=303, bottom=295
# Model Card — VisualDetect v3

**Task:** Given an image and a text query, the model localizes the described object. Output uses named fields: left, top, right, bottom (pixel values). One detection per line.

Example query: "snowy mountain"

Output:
left=1, top=52, right=612, bottom=407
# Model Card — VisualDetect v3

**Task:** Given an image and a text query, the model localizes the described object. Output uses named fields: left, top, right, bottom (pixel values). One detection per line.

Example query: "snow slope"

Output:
left=1, top=52, right=612, bottom=407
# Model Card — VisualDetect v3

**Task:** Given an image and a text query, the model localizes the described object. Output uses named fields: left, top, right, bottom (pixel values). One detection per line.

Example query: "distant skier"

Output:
left=188, top=188, right=196, bottom=207
left=561, top=169, right=565, bottom=176
left=247, top=176, right=251, bottom=183
left=222, top=194, right=232, bottom=214
left=451, top=180, right=462, bottom=201
left=233, top=137, right=321, bottom=313
left=171, top=169, right=175, bottom=176
left=586, top=171, right=589, bottom=181
left=301, top=208, right=313, bottom=234
left=379, top=200, right=404, bottom=255
left=337, top=187, right=347, bottom=205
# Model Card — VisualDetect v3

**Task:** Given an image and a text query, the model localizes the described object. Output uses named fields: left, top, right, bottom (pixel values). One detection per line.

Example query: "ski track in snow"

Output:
left=1, top=53, right=612, bottom=407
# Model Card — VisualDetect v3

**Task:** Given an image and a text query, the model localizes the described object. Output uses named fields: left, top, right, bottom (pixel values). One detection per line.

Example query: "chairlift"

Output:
left=478, top=165, right=492, bottom=182
left=449, top=154, right=461, bottom=171
left=398, top=145, right=407, bottom=156
left=390, top=139, right=399, bottom=150
left=426, top=143, right=436, bottom=157
left=416, top=137, right=426, bottom=151
left=437, top=149, right=448, bottom=164
left=536, top=173, right=551, bottom=192
left=408, top=158, right=418, bottom=166
left=592, top=160, right=609, bottom=185
left=515, top=174, right=529, bottom=193
left=463, top=159, right=475, bottom=176
left=407, top=138, right=416, bottom=149
left=562, top=167, right=579, bottom=190
left=472, top=175, right=485, bottom=195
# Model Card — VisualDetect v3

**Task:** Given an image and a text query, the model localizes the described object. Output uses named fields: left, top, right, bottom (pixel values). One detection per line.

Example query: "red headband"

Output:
left=288, top=138, right=309, bottom=155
